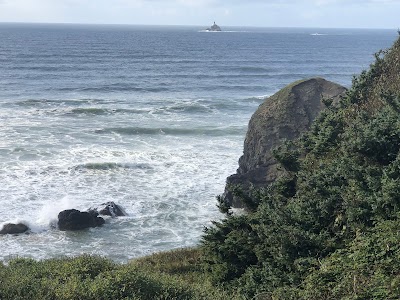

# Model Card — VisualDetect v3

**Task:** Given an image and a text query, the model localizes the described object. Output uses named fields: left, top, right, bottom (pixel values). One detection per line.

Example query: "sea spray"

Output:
left=36, top=196, right=81, bottom=229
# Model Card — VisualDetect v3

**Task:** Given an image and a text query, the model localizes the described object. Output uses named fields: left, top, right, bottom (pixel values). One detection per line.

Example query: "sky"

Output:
left=0, top=0, right=399, bottom=29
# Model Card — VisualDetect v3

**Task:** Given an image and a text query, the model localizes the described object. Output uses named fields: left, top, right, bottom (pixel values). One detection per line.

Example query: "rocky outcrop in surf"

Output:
left=1, top=202, right=128, bottom=235
left=224, top=77, right=347, bottom=208
left=57, top=202, right=127, bottom=231
left=58, top=209, right=105, bottom=231
left=0, top=223, right=29, bottom=235
left=98, top=201, right=128, bottom=217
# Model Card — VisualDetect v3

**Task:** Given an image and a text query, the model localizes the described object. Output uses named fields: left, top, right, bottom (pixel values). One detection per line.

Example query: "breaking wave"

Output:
left=94, top=126, right=247, bottom=136
left=58, top=85, right=169, bottom=93
left=68, top=108, right=149, bottom=115
left=73, top=162, right=153, bottom=171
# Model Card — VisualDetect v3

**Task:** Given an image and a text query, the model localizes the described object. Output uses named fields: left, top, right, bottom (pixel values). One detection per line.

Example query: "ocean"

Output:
left=0, top=23, right=397, bottom=262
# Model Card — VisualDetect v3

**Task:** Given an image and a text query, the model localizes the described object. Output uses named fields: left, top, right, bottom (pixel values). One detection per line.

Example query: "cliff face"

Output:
left=225, top=77, right=347, bottom=207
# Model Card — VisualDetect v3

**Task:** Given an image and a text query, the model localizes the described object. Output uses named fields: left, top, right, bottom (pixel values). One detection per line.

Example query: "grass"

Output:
left=0, top=248, right=243, bottom=300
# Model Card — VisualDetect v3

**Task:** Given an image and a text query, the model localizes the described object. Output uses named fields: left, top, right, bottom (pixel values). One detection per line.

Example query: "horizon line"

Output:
left=0, top=21, right=396, bottom=31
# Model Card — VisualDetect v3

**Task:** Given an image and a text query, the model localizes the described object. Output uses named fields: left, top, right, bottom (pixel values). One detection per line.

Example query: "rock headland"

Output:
left=224, top=77, right=347, bottom=207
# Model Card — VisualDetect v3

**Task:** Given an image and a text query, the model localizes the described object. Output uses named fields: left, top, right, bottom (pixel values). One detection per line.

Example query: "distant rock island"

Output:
left=223, top=77, right=347, bottom=208
left=206, top=22, right=221, bottom=32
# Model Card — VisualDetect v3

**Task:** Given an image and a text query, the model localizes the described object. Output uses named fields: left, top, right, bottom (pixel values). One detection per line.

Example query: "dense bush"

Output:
left=201, top=35, right=400, bottom=299
left=300, top=219, right=400, bottom=299
left=0, top=249, right=242, bottom=300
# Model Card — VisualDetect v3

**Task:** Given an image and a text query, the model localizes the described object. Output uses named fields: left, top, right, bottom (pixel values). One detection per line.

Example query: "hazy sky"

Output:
left=0, top=0, right=399, bottom=29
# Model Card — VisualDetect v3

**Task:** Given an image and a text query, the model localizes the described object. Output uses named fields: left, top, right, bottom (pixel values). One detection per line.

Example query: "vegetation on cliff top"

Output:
left=0, top=249, right=241, bottom=300
left=1, top=35, right=400, bottom=300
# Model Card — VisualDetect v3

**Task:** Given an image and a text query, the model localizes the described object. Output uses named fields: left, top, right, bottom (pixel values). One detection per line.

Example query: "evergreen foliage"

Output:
left=201, top=35, right=400, bottom=299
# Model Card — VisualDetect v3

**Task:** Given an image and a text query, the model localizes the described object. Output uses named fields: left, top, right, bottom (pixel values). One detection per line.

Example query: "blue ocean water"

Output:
left=0, top=23, right=397, bottom=261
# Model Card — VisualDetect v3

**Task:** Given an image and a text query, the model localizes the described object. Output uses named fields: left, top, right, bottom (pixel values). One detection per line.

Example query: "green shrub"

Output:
left=201, top=35, right=400, bottom=299
left=0, top=249, right=239, bottom=300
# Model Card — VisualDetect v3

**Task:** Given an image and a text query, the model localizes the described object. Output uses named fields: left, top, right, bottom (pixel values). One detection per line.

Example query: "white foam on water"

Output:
left=0, top=100, right=245, bottom=261
left=1, top=218, right=30, bottom=228
left=253, top=94, right=270, bottom=100
left=198, top=30, right=250, bottom=33
left=0, top=70, right=257, bottom=262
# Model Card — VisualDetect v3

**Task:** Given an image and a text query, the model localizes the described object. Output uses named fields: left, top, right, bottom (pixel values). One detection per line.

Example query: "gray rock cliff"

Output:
left=224, top=77, right=347, bottom=207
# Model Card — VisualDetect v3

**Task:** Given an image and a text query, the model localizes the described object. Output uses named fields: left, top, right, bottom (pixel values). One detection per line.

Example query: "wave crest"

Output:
left=73, top=162, right=152, bottom=171
left=94, top=126, right=246, bottom=136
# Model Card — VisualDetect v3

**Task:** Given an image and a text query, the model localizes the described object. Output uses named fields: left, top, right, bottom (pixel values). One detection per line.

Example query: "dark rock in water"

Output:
left=206, top=21, right=222, bottom=31
left=224, top=77, right=347, bottom=208
left=58, top=209, right=105, bottom=231
left=98, top=201, right=127, bottom=217
left=0, top=223, right=29, bottom=235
